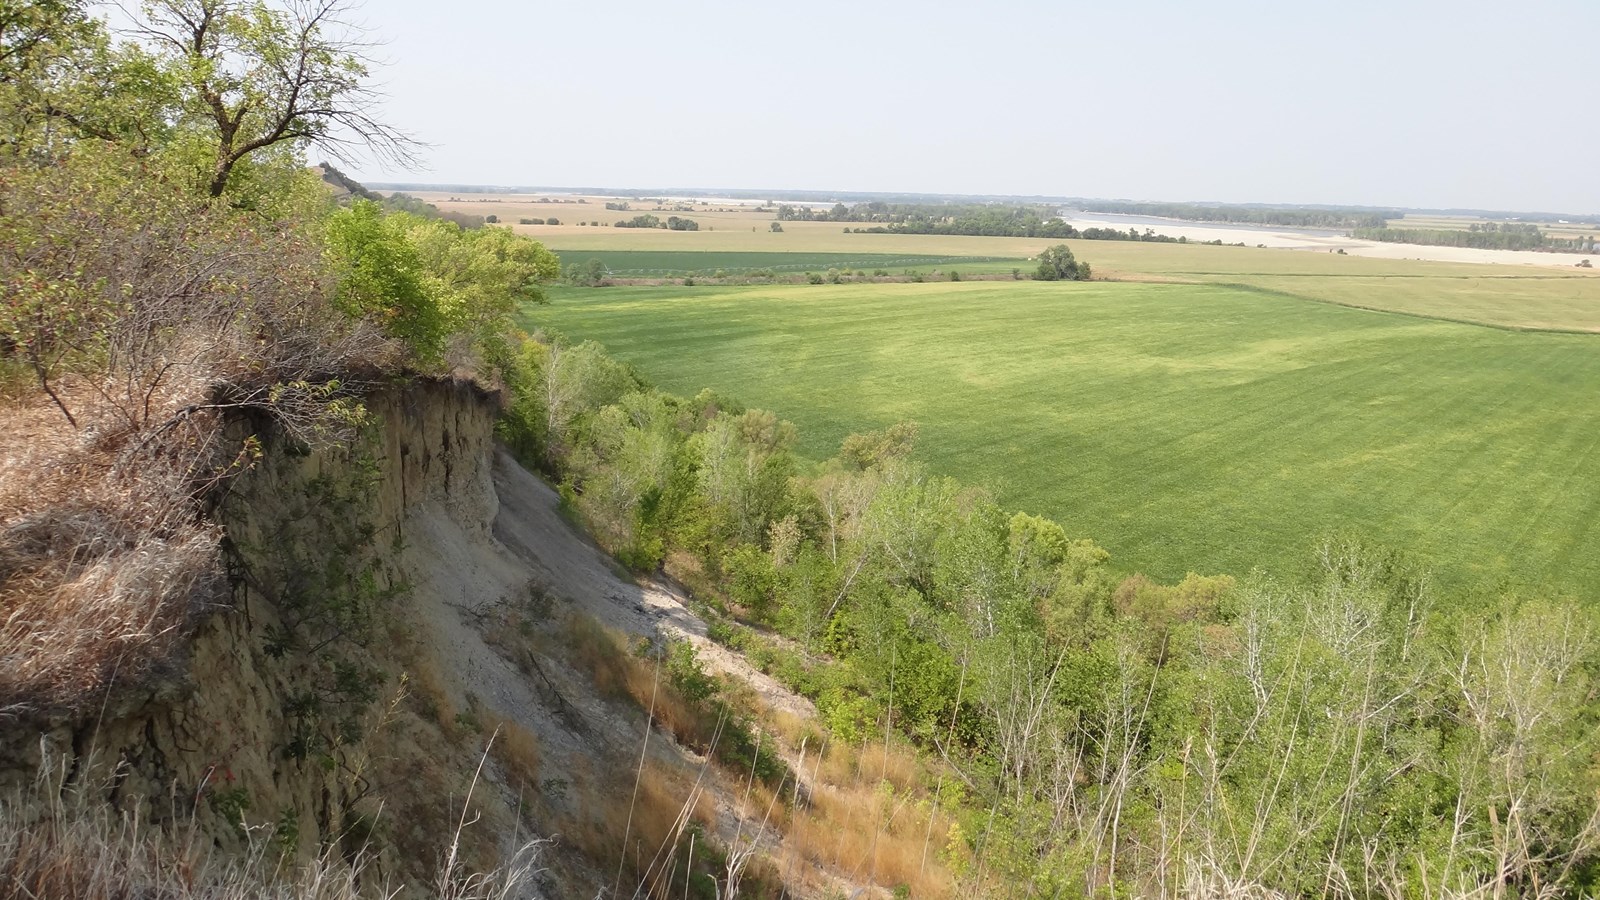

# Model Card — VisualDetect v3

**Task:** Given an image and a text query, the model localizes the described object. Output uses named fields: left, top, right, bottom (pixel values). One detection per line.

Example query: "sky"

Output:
left=341, top=0, right=1598, bottom=213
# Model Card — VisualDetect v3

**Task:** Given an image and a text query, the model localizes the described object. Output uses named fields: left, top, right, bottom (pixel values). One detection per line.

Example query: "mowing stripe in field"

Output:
left=523, top=281, right=1600, bottom=598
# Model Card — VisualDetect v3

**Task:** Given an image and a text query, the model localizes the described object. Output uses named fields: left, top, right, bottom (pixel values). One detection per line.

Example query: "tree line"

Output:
left=1354, top=223, right=1598, bottom=252
left=776, top=202, right=1244, bottom=244
left=779, top=201, right=1076, bottom=236
left=1076, top=201, right=1397, bottom=229
left=615, top=213, right=700, bottom=230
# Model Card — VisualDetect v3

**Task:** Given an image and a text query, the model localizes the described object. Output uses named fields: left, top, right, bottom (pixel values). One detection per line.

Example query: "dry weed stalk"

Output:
left=0, top=741, right=550, bottom=900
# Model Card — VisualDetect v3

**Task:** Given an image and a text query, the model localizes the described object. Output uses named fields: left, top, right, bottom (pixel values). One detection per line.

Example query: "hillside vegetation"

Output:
left=501, top=322, right=1600, bottom=898
left=525, top=281, right=1600, bottom=598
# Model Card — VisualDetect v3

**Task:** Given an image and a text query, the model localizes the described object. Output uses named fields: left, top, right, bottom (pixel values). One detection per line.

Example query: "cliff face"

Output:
left=0, top=379, right=509, bottom=885
left=1, top=376, right=834, bottom=898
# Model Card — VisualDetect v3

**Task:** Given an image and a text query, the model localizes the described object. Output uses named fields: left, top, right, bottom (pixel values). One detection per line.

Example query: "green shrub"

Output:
left=665, top=641, right=718, bottom=704
left=324, top=200, right=450, bottom=360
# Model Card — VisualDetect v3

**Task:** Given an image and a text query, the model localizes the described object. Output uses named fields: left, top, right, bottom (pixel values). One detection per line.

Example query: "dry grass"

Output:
left=555, top=614, right=715, bottom=753
left=855, top=742, right=926, bottom=797
left=0, top=755, right=546, bottom=900
left=559, top=754, right=717, bottom=895
left=772, top=734, right=961, bottom=898
left=552, top=609, right=963, bottom=895
left=0, top=393, right=223, bottom=717
left=485, top=716, right=542, bottom=791
left=466, top=593, right=957, bottom=895
left=555, top=612, right=639, bottom=703
left=405, top=651, right=462, bottom=734
left=0, top=806, right=372, bottom=900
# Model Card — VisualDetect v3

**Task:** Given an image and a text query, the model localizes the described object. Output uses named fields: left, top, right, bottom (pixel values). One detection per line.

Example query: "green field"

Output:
left=548, top=249, right=1023, bottom=276
left=1192, top=274, right=1600, bottom=333
left=552, top=244, right=1600, bottom=331
left=524, top=280, right=1600, bottom=598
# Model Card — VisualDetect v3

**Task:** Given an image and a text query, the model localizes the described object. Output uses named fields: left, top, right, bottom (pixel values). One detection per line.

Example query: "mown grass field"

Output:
left=523, top=280, right=1600, bottom=598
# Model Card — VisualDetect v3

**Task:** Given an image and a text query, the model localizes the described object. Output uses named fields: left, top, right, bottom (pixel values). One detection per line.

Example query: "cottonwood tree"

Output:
left=131, top=0, right=416, bottom=197
left=1035, top=244, right=1091, bottom=281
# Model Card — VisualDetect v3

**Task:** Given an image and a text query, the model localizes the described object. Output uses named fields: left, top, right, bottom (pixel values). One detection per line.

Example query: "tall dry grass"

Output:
left=0, top=396, right=223, bottom=718
left=556, top=614, right=715, bottom=753
left=0, top=751, right=548, bottom=900
left=780, top=736, right=959, bottom=898
left=552, top=612, right=961, bottom=896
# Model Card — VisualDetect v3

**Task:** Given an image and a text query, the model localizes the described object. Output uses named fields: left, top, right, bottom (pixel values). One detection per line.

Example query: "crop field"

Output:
left=1194, top=273, right=1600, bottom=332
left=523, top=280, right=1600, bottom=598
left=547, top=250, right=1023, bottom=277
left=553, top=243, right=1600, bottom=331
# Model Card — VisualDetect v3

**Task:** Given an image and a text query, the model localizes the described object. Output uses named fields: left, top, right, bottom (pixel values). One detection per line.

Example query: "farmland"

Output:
left=545, top=250, right=1023, bottom=277
left=505, top=192, right=1599, bottom=589
left=523, top=278, right=1600, bottom=598
left=551, top=243, right=1600, bottom=331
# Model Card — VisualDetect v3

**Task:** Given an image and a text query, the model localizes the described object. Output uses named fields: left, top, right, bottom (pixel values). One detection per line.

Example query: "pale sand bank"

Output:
left=1062, top=215, right=1598, bottom=269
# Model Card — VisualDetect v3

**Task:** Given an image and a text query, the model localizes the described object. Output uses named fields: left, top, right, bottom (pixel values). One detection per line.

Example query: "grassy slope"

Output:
left=1192, top=273, right=1600, bottom=332
left=524, top=281, right=1600, bottom=598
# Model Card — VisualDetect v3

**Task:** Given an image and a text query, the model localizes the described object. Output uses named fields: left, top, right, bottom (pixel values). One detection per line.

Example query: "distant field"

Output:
left=547, top=250, right=1023, bottom=277
left=547, top=244, right=1600, bottom=331
left=524, top=281, right=1600, bottom=598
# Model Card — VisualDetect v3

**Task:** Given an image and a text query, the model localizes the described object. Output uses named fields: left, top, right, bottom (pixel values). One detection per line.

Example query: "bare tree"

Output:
left=131, top=0, right=417, bottom=197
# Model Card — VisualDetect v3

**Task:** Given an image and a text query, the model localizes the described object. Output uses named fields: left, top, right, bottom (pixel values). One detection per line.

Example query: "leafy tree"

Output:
left=132, top=0, right=417, bottom=197
left=0, top=1, right=176, bottom=156
left=693, top=409, right=797, bottom=545
left=565, top=257, right=607, bottom=287
left=769, top=221, right=783, bottom=233
left=1034, top=244, right=1091, bottom=281
left=323, top=199, right=446, bottom=359
left=838, top=421, right=918, bottom=470
left=403, top=216, right=559, bottom=335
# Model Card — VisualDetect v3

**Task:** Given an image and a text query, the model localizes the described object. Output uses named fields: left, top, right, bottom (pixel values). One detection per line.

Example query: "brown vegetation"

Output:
left=0, top=156, right=401, bottom=718
left=0, top=394, right=221, bottom=715
left=0, top=745, right=545, bottom=900
left=546, top=609, right=963, bottom=896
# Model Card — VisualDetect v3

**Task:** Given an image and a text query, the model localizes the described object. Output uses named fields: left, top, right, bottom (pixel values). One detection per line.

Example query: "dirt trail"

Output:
left=489, top=450, right=814, bottom=720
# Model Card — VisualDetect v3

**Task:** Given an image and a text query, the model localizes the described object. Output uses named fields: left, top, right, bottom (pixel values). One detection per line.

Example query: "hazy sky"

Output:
left=344, top=0, right=1597, bottom=212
